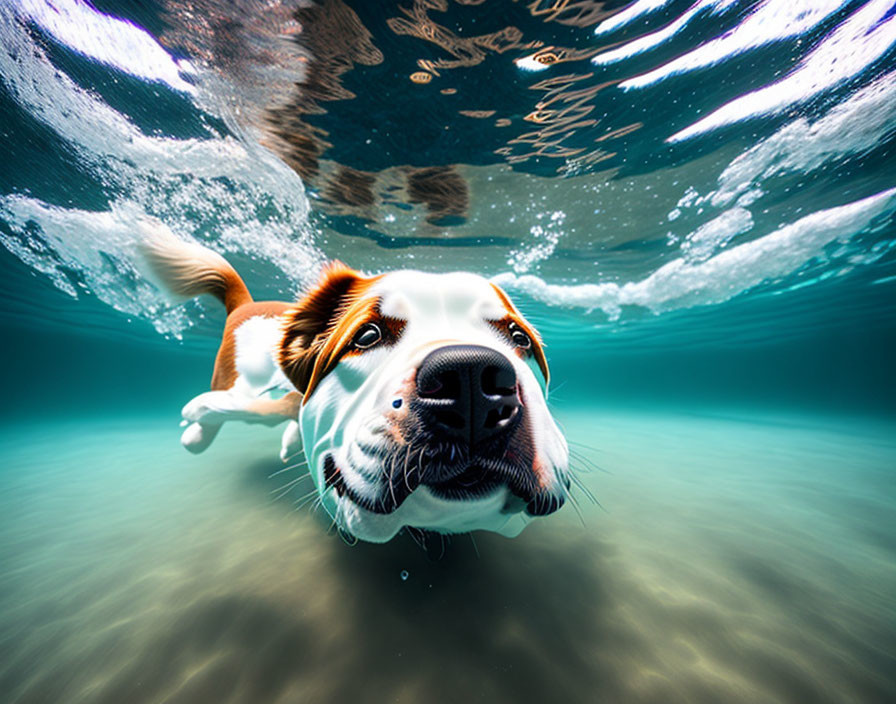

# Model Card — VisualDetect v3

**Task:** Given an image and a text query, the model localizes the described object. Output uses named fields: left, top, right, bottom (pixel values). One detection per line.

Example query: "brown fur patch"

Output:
left=303, top=294, right=382, bottom=397
left=489, top=283, right=550, bottom=384
left=212, top=301, right=293, bottom=390
left=278, top=263, right=388, bottom=398
left=279, top=263, right=411, bottom=401
left=532, top=456, right=551, bottom=490
left=245, top=392, right=303, bottom=420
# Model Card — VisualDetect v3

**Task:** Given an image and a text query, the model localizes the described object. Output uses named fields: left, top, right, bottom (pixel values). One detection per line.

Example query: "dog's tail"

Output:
left=137, top=219, right=252, bottom=314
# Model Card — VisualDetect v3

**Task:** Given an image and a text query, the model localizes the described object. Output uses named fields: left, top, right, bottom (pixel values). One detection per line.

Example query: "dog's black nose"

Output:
left=416, top=344, right=520, bottom=446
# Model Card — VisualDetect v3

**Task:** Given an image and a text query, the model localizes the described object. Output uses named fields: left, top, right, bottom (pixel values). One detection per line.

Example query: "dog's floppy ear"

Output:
left=279, top=261, right=374, bottom=395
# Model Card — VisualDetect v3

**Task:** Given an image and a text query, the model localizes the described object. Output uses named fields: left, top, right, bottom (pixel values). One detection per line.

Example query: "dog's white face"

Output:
left=279, top=266, right=569, bottom=543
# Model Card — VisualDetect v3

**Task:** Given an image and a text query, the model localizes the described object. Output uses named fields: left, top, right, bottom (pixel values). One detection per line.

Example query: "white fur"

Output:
left=301, top=271, right=569, bottom=543
left=174, top=269, right=568, bottom=542
left=179, top=315, right=297, bottom=453
left=232, top=317, right=291, bottom=394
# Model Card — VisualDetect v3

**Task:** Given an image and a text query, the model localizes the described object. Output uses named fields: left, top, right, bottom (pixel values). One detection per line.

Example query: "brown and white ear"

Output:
left=278, top=261, right=373, bottom=394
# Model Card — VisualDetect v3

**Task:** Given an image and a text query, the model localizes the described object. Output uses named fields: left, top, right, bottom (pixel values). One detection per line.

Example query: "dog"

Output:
left=140, top=221, right=569, bottom=542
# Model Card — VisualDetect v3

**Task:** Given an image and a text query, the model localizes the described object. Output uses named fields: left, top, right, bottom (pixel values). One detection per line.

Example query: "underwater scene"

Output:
left=2, top=0, right=896, bottom=701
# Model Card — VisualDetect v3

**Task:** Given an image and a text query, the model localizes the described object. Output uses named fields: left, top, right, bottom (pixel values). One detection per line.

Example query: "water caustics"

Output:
left=2, top=7, right=894, bottom=704
left=0, top=0, right=894, bottom=343
left=614, top=0, right=850, bottom=90
left=17, top=0, right=197, bottom=93
left=666, top=0, right=896, bottom=142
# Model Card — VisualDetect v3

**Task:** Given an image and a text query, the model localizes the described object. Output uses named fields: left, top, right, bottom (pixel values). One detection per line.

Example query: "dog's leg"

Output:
left=181, top=421, right=222, bottom=454
left=244, top=392, right=303, bottom=426
left=179, top=390, right=302, bottom=452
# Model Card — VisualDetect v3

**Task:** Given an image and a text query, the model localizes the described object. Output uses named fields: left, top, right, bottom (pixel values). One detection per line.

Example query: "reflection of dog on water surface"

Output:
left=159, top=0, right=624, bottom=229
left=140, top=219, right=570, bottom=543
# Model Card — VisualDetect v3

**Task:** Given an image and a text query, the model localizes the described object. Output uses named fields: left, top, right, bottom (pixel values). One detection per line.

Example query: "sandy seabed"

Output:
left=1, top=407, right=894, bottom=704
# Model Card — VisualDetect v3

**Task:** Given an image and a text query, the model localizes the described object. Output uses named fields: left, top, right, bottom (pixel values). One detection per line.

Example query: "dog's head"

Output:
left=278, top=263, right=569, bottom=543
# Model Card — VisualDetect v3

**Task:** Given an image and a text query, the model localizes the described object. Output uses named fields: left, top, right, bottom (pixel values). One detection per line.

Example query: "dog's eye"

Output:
left=509, top=323, right=532, bottom=350
left=353, top=323, right=382, bottom=350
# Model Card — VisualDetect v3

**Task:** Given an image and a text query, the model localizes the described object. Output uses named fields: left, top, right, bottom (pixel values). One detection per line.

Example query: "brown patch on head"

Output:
left=278, top=262, right=370, bottom=395
left=279, top=263, right=405, bottom=401
left=489, top=283, right=549, bottom=384
left=303, top=296, right=382, bottom=398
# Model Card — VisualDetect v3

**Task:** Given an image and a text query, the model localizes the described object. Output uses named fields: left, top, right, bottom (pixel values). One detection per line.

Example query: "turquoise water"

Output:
left=2, top=1, right=896, bottom=702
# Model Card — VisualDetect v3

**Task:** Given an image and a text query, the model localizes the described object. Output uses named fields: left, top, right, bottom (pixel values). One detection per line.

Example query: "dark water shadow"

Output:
left=88, top=531, right=630, bottom=704
left=209, top=455, right=631, bottom=702
left=316, top=529, right=626, bottom=704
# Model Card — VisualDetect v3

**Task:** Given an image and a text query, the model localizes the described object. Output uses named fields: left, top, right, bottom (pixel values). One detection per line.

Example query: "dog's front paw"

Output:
left=181, top=422, right=221, bottom=454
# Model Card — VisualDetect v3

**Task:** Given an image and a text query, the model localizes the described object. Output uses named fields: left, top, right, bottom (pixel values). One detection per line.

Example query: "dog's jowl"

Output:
left=141, top=220, right=569, bottom=542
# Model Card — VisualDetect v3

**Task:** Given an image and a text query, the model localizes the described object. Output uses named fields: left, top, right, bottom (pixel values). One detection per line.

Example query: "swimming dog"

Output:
left=140, top=221, right=569, bottom=542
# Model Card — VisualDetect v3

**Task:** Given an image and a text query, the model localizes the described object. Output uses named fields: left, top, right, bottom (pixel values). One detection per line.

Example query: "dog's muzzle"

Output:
left=409, top=343, right=555, bottom=507
left=415, top=344, right=521, bottom=449
left=324, top=343, right=565, bottom=521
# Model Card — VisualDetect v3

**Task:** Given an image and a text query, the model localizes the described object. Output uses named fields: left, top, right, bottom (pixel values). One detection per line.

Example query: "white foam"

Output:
left=0, top=197, right=192, bottom=336
left=17, top=0, right=195, bottom=93
left=593, top=0, right=676, bottom=36
left=493, top=189, right=896, bottom=319
left=668, top=0, right=896, bottom=142
left=0, top=4, right=321, bottom=337
left=507, top=211, right=566, bottom=273
left=681, top=207, right=753, bottom=261
left=592, top=0, right=737, bottom=66
left=619, top=0, right=848, bottom=89
left=712, top=70, right=896, bottom=206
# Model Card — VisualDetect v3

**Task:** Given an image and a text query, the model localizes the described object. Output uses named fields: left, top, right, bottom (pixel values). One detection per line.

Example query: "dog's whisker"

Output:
left=567, top=438, right=608, bottom=456
left=415, top=448, right=425, bottom=483
left=387, top=451, right=399, bottom=510
left=308, top=495, right=325, bottom=517
left=402, top=443, right=416, bottom=494
left=406, top=526, right=427, bottom=552
left=270, top=457, right=308, bottom=473
left=274, top=459, right=309, bottom=475
left=293, top=487, right=321, bottom=511
left=268, top=465, right=294, bottom=478
left=569, top=471, right=602, bottom=509
left=273, top=467, right=310, bottom=484
left=564, top=486, right=588, bottom=528
left=568, top=448, right=609, bottom=475
left=270, top=474, right=309, bottom=501
left=326, top=507, right=343, bottom=537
